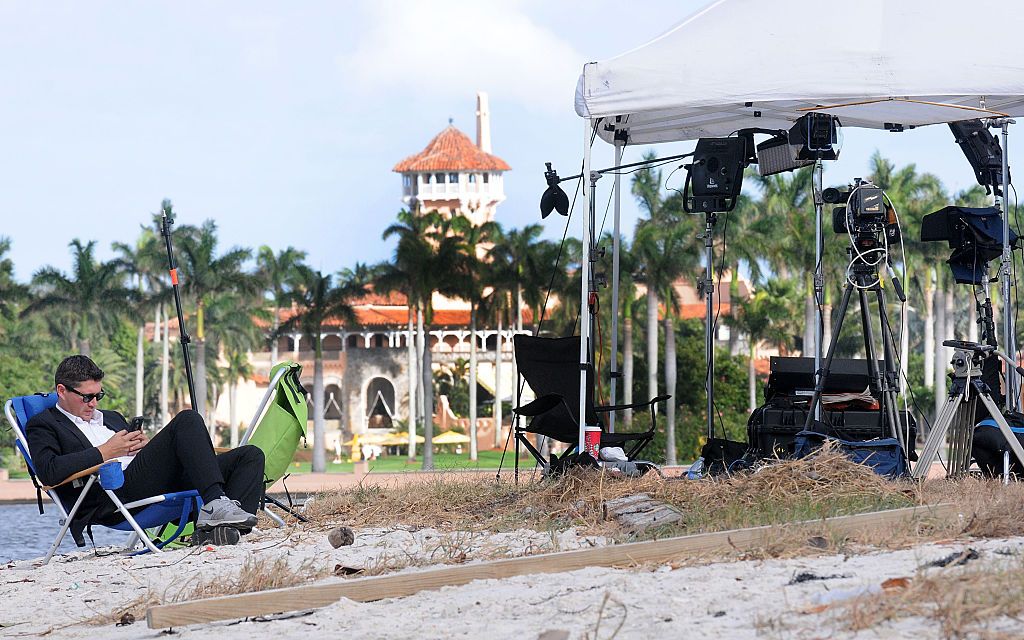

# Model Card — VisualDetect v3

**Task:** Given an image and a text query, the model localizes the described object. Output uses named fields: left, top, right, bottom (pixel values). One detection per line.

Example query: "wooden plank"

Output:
left=147, top=503, right=956, bottom=629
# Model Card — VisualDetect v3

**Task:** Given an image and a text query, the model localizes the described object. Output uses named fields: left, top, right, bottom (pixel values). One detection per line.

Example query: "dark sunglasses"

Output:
left=67, top=387, right=106, bottom=403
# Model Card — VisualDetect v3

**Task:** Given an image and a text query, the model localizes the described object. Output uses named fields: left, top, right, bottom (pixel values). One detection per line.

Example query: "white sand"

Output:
left=2, top=525, right=1022, bottom=639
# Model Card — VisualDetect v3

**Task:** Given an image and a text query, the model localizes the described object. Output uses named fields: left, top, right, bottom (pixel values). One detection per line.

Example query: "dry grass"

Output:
left=304, top=448, right=919, bottom=541
left=823, top=552, right=1024, bottom=639
left=87, top=555, right=327, bottom=627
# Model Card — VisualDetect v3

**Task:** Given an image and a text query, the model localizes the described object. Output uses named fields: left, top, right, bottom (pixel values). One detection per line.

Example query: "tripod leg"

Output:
left=975, top=389, right=1024, bottom=472
left=802, top=284, right=856, bottom=431
left=913, top=390, right=966, bottom=479
left=874, top=287, right=908, bottom=456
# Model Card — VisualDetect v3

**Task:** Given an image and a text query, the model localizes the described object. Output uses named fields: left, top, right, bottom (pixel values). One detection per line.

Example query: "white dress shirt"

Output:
left=55, top=404, right=135, bottom=469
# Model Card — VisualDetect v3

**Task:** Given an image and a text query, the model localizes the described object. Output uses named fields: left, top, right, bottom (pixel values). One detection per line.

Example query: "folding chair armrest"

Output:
left=42, top=464, right=102, bottom=491
left=513, top=393, right=565, bottom=418
left=594, top=394, right=672, bottom=413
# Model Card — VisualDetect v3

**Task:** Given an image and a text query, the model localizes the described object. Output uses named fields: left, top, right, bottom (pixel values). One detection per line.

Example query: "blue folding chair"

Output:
left=4, top=393, right=203, bottom=564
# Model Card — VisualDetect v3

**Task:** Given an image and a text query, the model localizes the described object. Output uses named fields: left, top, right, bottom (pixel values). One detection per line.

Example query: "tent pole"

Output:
left=579, top=118, right=593, bottom=453
left=609, top=140, right=624, bottom=433
left=812, top=160, right=825, bottom=422
left=999, top=120, right=1018, bottom=411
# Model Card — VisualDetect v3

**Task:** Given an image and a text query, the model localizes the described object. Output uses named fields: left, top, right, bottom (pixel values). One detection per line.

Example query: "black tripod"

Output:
left=801, top=244, right=909, bottom=457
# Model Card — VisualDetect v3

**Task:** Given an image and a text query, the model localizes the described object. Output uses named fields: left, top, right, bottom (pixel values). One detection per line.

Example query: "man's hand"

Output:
left=128, top=430, right=149, bottom=455
left=98, top=430, right=146, bottom=461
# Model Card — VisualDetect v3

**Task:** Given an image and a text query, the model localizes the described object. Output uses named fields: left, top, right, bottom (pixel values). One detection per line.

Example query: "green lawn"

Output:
left=286, top=449, right=535, bottom=473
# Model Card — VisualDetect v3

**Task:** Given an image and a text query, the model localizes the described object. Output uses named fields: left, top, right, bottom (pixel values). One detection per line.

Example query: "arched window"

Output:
left=324, top=384, right=343, bottom=420
left=322, top=335, right=343, bottom=351
left=346, top=334, right=361, bottom=349
left=365, top=377, right=396, bottom=429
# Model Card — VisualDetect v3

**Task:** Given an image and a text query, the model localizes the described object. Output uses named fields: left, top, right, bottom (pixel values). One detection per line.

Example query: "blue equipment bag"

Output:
left=794, top=430, right=907, bottom=477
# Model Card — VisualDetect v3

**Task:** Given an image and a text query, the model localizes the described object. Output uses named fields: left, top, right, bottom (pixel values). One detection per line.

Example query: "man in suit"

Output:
left=27, top=355, right=265, bottom=546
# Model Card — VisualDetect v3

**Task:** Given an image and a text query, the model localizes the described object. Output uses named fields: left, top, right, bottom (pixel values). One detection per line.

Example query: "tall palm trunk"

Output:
left=493, top=312, right=503, bottom=448
left=79, top=338, right=91, bottom=358
left=923, top=270, right=935, bottom=388
left=469, top=306, right=479, bottom=460
left=663, top=312, right=677, bottom=466
left=968, top=294, right=979, bottom=343
left=161, top=308, right=170, bottom=424
left=728, top=270, right=740, bottom=355
left=312, top=336, right=326, bottom=473
left=822, top=288, right=833, bottom=352
left=229, top=380, right=239, bottom=448
left=646, top=288, right=659, bottom=401
left=195, top=340, right=208, bottom=423
left=945, top=286, right=955, bottom=344
left=194, top=300, right=210, bottom=420
left=135, top=325, right=144, bottom=418
left=270, top=304, right=280, bottom=366
left=803, top=274, right=815, bottom=357
left=407, top=310, right=418, bottom=460
left=422, top=328, right=435, bottom=471
left=748, top=341, right=758, bottom=412
left=623, top=298, right=634, bottom=427
left=934, top=275, right=947, bottom=418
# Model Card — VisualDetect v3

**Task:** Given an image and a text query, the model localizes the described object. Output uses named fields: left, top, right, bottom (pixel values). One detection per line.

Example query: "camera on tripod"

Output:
left=826, top=178, right=886, bottom=235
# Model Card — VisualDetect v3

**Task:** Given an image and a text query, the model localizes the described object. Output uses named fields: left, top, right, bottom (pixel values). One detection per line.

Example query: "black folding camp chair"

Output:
left=511, top=334, right=669, bottom=479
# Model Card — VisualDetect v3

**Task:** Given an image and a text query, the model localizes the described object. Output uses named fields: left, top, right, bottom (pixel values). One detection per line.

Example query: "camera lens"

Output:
left=822, top=187, right=842, bottom=204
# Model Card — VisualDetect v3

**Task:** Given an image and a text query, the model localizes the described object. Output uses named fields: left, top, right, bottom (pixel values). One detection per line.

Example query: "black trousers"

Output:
left=110, top=410, right=265, bottom=515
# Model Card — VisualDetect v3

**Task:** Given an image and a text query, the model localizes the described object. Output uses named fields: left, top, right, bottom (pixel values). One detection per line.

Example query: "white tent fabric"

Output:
left=575, top=0, right=1024, bottom=144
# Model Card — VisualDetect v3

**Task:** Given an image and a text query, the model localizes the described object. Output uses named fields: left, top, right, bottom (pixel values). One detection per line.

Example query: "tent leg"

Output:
left=578, top=118, right=593, bottom=453
left=609, top=139, right=623, bottom=433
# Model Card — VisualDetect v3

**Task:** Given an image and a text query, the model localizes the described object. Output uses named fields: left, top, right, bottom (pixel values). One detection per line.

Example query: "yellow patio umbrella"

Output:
left=380, top=431, right=425, bottom=446
left=432, top=430, right=471, bottom=445
left=342, top=431, right=392, bottom=446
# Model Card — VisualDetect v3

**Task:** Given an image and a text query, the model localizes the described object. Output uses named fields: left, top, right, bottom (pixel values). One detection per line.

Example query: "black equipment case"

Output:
left=748, top=357, right=918, bottom=460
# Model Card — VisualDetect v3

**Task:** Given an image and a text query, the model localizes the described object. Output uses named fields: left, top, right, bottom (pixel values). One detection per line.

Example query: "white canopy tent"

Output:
left=569, top=0, right=1024, bottom=455
left=576, top=0, right=1024, bottom=141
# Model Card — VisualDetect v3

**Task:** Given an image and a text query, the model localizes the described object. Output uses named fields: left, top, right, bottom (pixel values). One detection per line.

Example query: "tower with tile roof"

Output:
left=393, top=92, right=510, bottom=226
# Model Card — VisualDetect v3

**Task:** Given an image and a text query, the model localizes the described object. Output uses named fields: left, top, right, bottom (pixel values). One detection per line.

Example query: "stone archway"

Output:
left=365, top=376, right=396, bottom=429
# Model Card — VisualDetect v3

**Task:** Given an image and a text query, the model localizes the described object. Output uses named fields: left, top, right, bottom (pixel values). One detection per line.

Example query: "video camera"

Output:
left=826, top=178, right=901, bottom=246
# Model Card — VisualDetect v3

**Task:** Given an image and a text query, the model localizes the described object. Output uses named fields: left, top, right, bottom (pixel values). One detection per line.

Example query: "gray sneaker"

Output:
left=196, top=497, right=258, bottom=531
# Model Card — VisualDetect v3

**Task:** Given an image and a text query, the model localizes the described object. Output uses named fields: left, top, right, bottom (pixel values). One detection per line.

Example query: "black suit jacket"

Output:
left=25, top=406, right=130, bottom=545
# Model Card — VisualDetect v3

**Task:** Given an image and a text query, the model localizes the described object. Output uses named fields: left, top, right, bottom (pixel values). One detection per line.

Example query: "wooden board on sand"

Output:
left=147, top=503, right=956, bottom=629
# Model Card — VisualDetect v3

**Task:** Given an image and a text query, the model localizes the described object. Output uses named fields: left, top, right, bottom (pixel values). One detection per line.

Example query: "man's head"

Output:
left=54, top=355, right=105, bottom=421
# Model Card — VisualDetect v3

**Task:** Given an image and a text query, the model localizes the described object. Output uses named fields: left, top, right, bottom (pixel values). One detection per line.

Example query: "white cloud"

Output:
left=336, top=0, right=585, bottom=114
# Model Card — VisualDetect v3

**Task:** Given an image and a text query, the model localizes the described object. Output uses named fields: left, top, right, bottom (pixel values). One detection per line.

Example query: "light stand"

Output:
left=812, top=160, right=825, bottom=422
left=160, top=210, right=198, bottom=412
left=609, top=139, right=624, bottom=432
left=701, top=212, right=718, bottom=441
left=996, top=119, right=1018, bottom=411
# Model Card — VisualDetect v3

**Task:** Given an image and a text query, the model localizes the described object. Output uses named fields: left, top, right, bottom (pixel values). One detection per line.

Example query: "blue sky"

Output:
left=1, top=0, right=1015, bottom=282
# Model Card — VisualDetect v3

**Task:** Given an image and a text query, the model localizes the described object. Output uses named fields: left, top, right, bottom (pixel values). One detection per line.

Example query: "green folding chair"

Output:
left=242, top=361, right=309, bottom=525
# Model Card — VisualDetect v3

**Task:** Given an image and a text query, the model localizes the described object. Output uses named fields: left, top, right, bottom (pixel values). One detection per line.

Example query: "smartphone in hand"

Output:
left=127, top=417, right=145, bottom=433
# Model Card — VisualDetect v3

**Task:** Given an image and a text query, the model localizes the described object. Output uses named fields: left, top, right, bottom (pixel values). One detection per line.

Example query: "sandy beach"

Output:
left=2, top=510, right=1022, bottom=639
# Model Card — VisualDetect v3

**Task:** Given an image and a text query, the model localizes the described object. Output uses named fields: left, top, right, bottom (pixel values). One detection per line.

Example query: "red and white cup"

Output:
left=584, top=426, right=601, bottom=459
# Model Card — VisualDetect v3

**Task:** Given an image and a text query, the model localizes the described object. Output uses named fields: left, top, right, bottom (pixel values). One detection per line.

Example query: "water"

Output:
left=0, top=503, right=131, bottom=563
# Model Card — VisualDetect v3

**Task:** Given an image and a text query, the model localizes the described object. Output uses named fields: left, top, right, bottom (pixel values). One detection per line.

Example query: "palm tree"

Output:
left=176, top=220, right=256, bottom=420
left=378, top=209, right=436, bottom=462
left=632, top=157, right=697, bottom=465
left=733, top=279, right=798, bottom=411
left=205, top=292, right=267, bottom=446
left=749, top=168, right=816, bottom=357
left=381, top=210, right=469, bottom=470
left=257, top=246, right=307, bottom=365
left=278, top=265, right=368, bottom=472
left=112, top=226, right=165, bottom=419
left=0, top=238, right=27, bottom=324
left=22, top=239, right=137, bottom=356
left=449, top=214, right=498, bottom=461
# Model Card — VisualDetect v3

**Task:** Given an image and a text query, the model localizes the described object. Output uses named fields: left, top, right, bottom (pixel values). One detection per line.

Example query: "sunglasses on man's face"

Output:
left=66, top=387, right=106, bottom=403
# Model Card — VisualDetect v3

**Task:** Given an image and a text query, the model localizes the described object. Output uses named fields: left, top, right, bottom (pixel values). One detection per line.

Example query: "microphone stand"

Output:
left=160, top=210, right=198, bottom=412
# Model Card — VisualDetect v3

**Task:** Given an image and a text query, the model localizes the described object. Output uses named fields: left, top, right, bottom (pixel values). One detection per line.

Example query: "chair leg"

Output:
left=125, top=532, right=140, bottom=552
left=104, top=490, right=161, bottom=554
left=262, top=507, right=286, bottom=527
left=42, top=475, right=96, bottom=565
